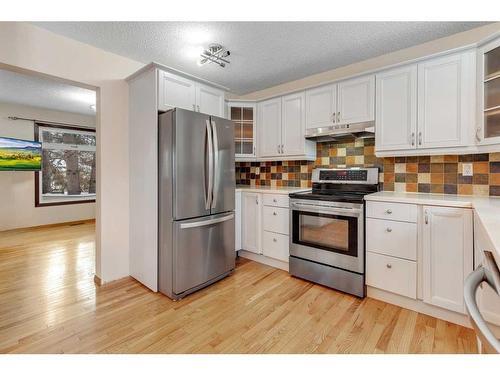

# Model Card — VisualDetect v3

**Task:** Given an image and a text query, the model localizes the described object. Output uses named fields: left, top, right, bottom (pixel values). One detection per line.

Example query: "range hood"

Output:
left=305, top=121, right=375, bottom=142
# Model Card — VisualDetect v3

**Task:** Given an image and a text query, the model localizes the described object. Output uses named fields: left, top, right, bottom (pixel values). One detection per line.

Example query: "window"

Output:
left=35, top=123, right=96, bottom=207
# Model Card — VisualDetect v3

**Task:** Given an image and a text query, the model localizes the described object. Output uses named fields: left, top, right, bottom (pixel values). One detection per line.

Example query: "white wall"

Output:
left=0, top=102, right=96, bottom=231
left=0, top=22, right=144, bottom=283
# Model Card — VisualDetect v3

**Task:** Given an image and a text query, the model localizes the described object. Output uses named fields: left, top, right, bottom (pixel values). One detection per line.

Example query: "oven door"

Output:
left=290, top=200, right=364, bottom=274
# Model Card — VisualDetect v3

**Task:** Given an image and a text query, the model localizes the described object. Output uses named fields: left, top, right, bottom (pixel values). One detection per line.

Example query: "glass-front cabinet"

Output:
left=478, top=36, right=500, bottom=144
left=228, top=102, right=256, bottom=159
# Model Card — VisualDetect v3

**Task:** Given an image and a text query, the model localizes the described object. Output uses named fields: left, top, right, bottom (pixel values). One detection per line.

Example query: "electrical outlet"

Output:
left=255, top=167, right=260, bottom=175
left=462, top=163, right=473, bottom=177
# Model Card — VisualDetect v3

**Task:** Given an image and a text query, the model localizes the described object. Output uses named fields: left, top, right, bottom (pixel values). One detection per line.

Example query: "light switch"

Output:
left=462, top=163, right=473, bottom=176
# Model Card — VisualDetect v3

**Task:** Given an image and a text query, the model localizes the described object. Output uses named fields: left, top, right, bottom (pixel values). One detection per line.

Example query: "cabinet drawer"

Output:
left=262, top=194, right=289, bottom=208
left=262, top=231, right=289, bottom=262
left=366, top=201, right=417, bottom=223
left=366, top=218, right=417, bottom=260
left=366, top=252, right=417, bottom=299
left=262, top=206, right=289, bottom=235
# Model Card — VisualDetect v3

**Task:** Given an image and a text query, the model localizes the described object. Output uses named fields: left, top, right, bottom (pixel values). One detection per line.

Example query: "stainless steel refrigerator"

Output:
left=158, top=108, right=235, bottom=300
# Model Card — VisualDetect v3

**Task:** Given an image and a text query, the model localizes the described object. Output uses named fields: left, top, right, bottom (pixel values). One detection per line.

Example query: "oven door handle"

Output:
left=291, top=202, right=362, bottom=216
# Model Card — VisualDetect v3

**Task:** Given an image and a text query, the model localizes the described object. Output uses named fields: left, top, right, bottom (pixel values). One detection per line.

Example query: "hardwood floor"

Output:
left=0, top=222, right=477, bottom=353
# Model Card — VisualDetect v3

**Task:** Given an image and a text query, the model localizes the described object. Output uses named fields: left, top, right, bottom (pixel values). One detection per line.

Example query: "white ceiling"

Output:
left=0, top=69, right=96, bottom=116
left=33, top=22, right=488, bottom=95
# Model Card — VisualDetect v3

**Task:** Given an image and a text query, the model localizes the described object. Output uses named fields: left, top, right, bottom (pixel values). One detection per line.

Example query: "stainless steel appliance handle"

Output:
left=464, top=266, right=500, bottom=353
left=291, top=202, right=361, bottom=215
left=205, top=119, right=214, bottom=210
left=211, top=119, right=219, bottom=209
left=180, top=213, right=234, bottom=229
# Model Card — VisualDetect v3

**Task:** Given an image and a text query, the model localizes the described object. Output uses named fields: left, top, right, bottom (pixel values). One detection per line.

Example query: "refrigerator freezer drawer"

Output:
left=173, top=212, right=235, bottom=295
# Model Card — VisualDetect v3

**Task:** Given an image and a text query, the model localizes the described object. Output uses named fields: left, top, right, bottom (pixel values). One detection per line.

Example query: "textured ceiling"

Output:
left=33, top=22, right=489, bottom=95
left=0, top=69, right=96, bottom=116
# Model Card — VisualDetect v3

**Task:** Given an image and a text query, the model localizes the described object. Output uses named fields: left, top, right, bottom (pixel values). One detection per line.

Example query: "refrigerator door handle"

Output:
left=211, top=119, right=219, bottom=209
left=179, top=213, right=235, bottom=229
left=205, top=119, right=214, bottom=210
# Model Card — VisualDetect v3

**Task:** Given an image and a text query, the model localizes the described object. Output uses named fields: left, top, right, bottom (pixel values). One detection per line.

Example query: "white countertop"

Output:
left=365, top=191, right=500, bottom=264
left=235, top=186, right=311, bottom=195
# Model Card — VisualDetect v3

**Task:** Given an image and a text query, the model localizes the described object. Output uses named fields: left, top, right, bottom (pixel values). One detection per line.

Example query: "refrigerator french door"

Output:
left=158, top=108, right=235, bottom=300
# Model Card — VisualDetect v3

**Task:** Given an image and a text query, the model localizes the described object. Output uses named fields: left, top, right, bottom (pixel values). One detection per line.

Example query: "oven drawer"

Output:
left=262, top=231, right=289, bottom=262
left=366, top=218, right=417, bottom=261
left=262, top=194, right=289, bottom=208
left=366, top=252, right=417, bottom=299
left=262, top=206, right=289, bottom=235
left=366, top=201, right=417, bottom=223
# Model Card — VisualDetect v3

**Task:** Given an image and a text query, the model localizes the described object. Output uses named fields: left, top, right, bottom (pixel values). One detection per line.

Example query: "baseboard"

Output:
left=238, top=250, right=289, bottom=272
left=367, top=286, right=471, bottom=327
left=1, top=218, right=96, bottom=232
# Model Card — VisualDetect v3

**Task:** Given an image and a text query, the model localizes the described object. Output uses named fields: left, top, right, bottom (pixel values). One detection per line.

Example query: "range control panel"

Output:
left=312, top=168, right=379, bottom=185
left=319, top=169, right=368, bottom=181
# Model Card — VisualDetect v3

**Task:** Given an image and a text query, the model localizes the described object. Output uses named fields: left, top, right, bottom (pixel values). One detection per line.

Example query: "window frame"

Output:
left=34, top=122, right=96, bottom=207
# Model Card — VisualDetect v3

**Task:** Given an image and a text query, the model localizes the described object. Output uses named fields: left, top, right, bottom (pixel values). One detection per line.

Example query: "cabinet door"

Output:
left=241, top=192, right=261, bottom=254
left=235, top=191, right=242, bottom=251
left=196, top=83, right=225, bottom=117
left=375, top=65, right=417, bottom=151
left=417, top=52, right=475, bottom=148
left=337, top=75, right=375, bottom=124
left=258, top=97, right=282, bottom=157
left=229, top=103, right=256, bottom=158
left=422, top=206, right=473, bottom=313
left=305, top=84, right=336, bottom=130
left=281, top=91, right=306, bottom=156
left=158, top=70, right=196, bottom=111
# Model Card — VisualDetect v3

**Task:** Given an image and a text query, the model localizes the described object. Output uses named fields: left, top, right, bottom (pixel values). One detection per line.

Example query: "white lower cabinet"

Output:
left=235, top=191, right=242, bottom=251
left=239, top=192, right=290, bottom=265
left=241, top=192, right=261, bottom=254
left=422, top=206, right=473, bottom=314
left=262, top=231, right=289, bottom=262
left=366, top=252, right=417, bottom=299
left=366, top=200, right=474, bottom=319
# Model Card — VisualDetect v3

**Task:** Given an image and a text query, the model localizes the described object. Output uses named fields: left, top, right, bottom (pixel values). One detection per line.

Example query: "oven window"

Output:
left=292, top=211, right=358, bottom=257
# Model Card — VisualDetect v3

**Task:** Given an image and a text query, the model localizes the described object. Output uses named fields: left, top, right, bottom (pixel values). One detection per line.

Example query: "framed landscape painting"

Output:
left=0, top=136, right=42, bottom=171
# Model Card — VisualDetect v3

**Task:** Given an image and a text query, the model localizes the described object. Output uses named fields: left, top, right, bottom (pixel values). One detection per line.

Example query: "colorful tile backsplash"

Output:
left=235, top=138, right=500, bottom=197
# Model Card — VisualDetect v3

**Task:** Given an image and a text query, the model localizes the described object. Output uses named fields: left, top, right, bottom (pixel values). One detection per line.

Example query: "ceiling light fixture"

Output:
left=198, top=43, right=230, bottom=68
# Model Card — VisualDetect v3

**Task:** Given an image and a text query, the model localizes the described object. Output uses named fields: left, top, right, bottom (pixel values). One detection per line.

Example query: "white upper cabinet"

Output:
left=157, top=69, right=225, bottom=117
left=258, top=93, right=315, bottom=160
left=337, top=75, right=375, bottom=124
left=281, top=91, right=306, bottom=156
left=195, top=83, right=225, bottom=117
left=158, top=70, right=196, bottom=112
left=477, top=35, right=500, bottom=145
left=376, top=65, right=418, bottom=152
left=417, top=51, right=475, bottom=149
left=258, top=97, right=282, bottom=157
left=422, top=206, right=473, bottom=314
left=305, top=84, right=337, bottom=130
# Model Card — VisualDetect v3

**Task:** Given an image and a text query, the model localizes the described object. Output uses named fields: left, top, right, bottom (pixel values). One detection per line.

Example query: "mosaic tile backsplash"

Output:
left=235, top=138, right=500, bottom=196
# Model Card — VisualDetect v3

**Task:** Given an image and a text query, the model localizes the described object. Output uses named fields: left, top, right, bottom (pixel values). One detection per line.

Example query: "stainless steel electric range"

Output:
left=288, top=167, right=379, bottom=298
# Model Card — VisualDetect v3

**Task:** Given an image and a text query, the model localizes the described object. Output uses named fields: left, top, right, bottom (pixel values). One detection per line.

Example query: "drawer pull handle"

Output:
left=386, top=228, right=392, bottom=233
left=273, top=238, right=277, bottom=242
left=273, top=212, right=277, bottom=216
left=385, top=209, right=392, bottom=214
left=386, top=263, right=392, bottom=269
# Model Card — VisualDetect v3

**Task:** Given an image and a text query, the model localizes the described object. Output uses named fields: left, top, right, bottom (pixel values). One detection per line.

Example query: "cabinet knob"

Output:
left=386, top=263, right=392, bottom=269
left=273, top=198, right=277, bottom=203
left=273, top=212, right=277, bottom=216
left=192, top=104, right=196, bottom=111
left=273, top=238, right=277, bottom=242
left=385, top=209, right=392, bottom=214
left=255, top=199, right=258, bottom=205
left=386, top=228, right=392, bottom=233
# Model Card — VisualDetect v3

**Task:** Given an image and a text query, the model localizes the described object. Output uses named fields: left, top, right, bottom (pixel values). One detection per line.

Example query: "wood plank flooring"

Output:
left=0, top=222, right=477, bottom=353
